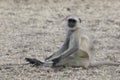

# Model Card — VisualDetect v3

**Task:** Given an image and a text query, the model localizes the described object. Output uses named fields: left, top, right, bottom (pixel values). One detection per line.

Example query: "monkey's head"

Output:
left=65, top=15, right=81, bottom=30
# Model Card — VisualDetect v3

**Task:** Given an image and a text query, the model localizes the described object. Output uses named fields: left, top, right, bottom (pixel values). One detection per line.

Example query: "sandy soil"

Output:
left=0, top=0, right=120, bottom=80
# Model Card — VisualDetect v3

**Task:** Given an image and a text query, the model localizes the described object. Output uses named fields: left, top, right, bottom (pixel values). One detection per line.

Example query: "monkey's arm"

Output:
left=52, top=34, right=79, bottom=64
left=45, top=40, right=69, bottom=61
left=45, top=31, right=71, bottom=61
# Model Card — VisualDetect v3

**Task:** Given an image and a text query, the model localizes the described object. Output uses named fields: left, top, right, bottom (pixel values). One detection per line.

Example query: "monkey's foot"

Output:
left=25, top=58, right=43, bottom=66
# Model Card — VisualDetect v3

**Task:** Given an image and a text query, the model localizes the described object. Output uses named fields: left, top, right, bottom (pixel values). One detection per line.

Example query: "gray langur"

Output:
left=25, top=15, right=120, bottom=68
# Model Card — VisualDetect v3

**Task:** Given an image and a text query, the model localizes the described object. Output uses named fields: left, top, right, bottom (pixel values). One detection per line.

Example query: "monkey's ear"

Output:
left=79, top=18, right=82, bottom=23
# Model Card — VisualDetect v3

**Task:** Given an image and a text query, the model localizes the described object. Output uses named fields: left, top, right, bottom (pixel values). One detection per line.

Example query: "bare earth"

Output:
left=0, top=0, right=120, bottom=80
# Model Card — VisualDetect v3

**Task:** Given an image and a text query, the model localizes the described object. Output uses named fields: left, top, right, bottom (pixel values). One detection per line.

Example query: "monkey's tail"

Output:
left=89, top=61, right=120, bottom=67
left=25, top=58, right=53, bottom=67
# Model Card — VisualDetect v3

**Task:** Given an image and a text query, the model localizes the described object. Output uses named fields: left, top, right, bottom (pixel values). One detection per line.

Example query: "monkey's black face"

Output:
left=68, top=19, right=77, bottom=28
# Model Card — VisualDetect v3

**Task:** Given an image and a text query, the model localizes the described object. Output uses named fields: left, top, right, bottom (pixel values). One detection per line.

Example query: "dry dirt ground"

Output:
left=0, top=0, right=120, bottom=80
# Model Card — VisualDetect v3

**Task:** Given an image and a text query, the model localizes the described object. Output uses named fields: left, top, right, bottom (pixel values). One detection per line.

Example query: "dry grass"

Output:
left=0, top=0, right=120, bottom=80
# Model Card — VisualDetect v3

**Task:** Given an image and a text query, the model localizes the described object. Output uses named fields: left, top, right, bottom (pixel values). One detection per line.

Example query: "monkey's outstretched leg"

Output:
left=25, top=58, right=53, bottom=67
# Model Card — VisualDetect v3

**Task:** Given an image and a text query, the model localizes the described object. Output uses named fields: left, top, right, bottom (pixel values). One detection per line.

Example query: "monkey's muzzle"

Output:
left=68, top=19, right=77, bottom=28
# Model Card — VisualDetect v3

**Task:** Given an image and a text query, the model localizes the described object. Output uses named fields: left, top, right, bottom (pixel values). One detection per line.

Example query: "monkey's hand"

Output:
left=52, top=57, right=61, bottom=66
left=25, top=58, right=43, bottom=66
